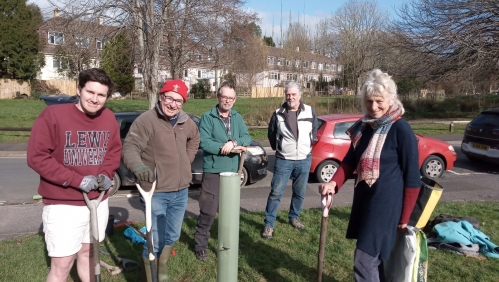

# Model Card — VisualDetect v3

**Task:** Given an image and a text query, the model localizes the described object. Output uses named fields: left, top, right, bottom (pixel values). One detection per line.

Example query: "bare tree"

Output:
left=50, top=0, right=256, bottom=109
left=283, top=22, right=312, bottom=52
left=391, top=0, right=499, bottom=94
left=313, top=19, right=334, bottom=57
left=327, top=0, right=388, bottom=94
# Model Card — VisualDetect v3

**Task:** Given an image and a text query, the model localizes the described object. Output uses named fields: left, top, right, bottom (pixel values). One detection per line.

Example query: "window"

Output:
left=200, top=70, right=214, bottom=79
left=48, top=31, right=64, bottom=45
left=75, top=36, right=89, bottom=48
left=338, top=65, right=343, bottom=72
left=270, top=72, right=280, bottom=80
left=326, top=64, right=330, bottom=71
left=207, top=55, right=214, bottom=61
left=53, top=58, right=61, bottom=69
left=311, top=62, right=316, bottom=69
left=334, top=122, right=356, bottom=139
left=323, top=76, right=329, bottom=82
left=195, top=53, right=202, bottom=61
left=286, top=73, right=293, bottom=80
left=332, top=64, right=337, bottom=71
left=277, top=58, right=285, bottom=66
left=286, top=60, right=291, bottom=66
left=267, top=57, right=274, bottom=65
left=295, top=60, right=300, bottom=67
left=307, top=75, right=314, bottom=81
left=304, top=61, right=309, bottom=68
left=318, top=63, right=323, bottom=70
left=96, top=39, right=104, bottom=50
left=198, top=70, right=201, bottom=78
left=184, top=69, right=188, bottom=77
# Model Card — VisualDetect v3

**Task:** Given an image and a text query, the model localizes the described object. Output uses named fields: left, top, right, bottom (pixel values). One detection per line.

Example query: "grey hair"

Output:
left=284, top=81, right=302, bottom=95
left=217, top=81, right=236, bottom=97
left=360, top=69, right=405, bottom=115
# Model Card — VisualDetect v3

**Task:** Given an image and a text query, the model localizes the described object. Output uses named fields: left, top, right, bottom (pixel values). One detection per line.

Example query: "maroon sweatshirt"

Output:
left=27, top=103, right=122, bottom=206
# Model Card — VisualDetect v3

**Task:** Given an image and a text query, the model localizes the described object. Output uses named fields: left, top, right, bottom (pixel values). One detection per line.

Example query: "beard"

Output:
left=286, top=100, right=298, bottom=109
left=219, top=103, right=232, bottom=112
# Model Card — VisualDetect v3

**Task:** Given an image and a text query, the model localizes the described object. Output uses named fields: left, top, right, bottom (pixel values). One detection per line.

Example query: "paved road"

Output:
left=1, top=137, right=499, bottom=241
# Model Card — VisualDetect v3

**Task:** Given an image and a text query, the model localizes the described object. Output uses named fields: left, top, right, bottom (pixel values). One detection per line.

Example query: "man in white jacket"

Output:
left=262, top=81, right=318, bottom=239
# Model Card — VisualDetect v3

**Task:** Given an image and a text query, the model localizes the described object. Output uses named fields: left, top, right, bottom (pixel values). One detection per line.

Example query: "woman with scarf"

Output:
left=319, top=69, right=421, bottom=282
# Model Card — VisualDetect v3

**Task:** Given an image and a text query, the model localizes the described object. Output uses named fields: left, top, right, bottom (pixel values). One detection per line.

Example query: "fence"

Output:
left=0, top=79, right=78, bottom=99
left=251, top=86, right=285, bottom=98
left=41, top=80, right=77, bottom=95
left=0, top=79, right=31, bottom=99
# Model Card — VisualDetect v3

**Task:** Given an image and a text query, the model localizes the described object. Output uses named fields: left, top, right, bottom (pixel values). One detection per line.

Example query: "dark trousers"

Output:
left=354, top=248, right=386, bottom=282
left=194, top=173, right=220, bottom=252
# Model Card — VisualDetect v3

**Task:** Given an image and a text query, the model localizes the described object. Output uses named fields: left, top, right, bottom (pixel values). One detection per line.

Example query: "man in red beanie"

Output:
left=122, top=79, right=199, bottom=281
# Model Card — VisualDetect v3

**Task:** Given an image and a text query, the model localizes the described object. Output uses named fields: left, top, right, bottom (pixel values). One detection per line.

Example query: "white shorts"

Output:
left=42, top=199, right=109, bottom=257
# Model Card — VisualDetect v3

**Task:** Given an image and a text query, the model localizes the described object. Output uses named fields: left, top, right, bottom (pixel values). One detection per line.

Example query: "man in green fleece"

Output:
left=193, top=81, right=251, bottom=261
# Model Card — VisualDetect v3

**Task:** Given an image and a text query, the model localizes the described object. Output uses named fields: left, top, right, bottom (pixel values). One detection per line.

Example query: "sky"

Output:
left=245, top=0, right=405, bottom=43
left=30, top=0, right=405, bottom=43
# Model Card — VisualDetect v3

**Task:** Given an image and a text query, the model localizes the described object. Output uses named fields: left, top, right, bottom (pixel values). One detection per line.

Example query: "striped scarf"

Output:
left=346, top=103, right=403, bottom=187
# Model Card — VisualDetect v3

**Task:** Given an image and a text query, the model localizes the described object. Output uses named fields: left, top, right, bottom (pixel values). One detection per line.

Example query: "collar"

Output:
left=278, top=100, right=305, bottom=114
left=217, top=105, right=232, bottom=118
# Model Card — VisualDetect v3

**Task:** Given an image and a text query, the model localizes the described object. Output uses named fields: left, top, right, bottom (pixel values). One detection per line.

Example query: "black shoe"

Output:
left=195, top=249, right=208, bottom=261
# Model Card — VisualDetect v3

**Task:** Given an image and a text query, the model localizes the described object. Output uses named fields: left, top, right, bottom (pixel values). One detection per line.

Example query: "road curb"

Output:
left=0, top=151, right=26, bottom=158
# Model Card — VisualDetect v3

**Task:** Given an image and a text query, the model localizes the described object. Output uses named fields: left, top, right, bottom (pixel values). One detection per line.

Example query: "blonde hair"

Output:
left=360, top=69, right=405, bottom=115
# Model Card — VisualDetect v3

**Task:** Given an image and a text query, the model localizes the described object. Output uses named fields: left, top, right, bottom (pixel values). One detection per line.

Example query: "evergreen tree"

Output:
left=100, top=31, right=134, bottom=95
left=0, top=1, right=44, bottom=79
left=263, top=36, right=276, bottom=47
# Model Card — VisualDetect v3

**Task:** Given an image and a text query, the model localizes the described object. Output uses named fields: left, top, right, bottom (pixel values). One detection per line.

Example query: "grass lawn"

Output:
left=0, top=98, right=472, bottom=143
left=1, top=201, right=498, bottom=281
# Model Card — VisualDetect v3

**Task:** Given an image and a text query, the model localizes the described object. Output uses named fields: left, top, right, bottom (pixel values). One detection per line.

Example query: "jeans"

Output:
left=140, top=188, right=188, bottom=258
left=354, top=248, right=385, bottom=282
left=264, top=156, right=312, bottom=228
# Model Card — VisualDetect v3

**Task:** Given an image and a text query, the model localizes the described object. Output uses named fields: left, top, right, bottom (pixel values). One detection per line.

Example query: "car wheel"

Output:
left=315, top=160, right=340, bottom=183
left=421, top=155, right=445, bottom=178
left=240, top=167, right=248, bottom=188
left=108, top=173, right=121, bottom=196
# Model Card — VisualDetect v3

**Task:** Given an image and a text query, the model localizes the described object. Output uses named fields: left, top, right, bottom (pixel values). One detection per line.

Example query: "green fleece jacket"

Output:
left=199, top=106, right=251, bottom=173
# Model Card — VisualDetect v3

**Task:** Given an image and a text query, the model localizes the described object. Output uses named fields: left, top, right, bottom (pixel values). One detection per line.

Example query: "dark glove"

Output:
left=79, top=175, right=98, bottom=193
left=133, top=165, right=155, bottom=182
left=97, top=174, right=113, bottom=191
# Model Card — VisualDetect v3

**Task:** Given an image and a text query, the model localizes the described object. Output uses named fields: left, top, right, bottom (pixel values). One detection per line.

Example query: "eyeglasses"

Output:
left=160, top=94, right=183, bottom=106
left=219, top=95, right=235, bottom=102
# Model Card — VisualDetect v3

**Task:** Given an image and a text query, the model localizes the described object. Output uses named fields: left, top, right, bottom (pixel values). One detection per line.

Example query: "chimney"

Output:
left=54, top=8, right=60, bottom=18
left=279, top=43, right=283, bottom=49
left=99, top=16, right=103, bottom=25
left=295, top=46, right=299, bottom=52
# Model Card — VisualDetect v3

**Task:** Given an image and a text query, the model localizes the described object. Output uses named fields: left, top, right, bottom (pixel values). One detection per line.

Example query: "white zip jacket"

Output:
left=268, top=101, right=318, bottom=160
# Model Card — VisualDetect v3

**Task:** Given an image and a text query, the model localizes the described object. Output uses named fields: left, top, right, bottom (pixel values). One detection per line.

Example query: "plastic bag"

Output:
left=384, top=226, right=428, bottom=282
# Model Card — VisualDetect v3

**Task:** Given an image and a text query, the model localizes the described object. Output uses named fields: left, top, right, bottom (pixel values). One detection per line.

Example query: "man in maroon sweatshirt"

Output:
left=27, top=68, right=122, bottom=282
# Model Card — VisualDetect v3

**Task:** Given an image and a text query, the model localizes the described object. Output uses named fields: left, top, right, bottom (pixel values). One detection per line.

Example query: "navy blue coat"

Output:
left=342, top=118, right=420, bottom=260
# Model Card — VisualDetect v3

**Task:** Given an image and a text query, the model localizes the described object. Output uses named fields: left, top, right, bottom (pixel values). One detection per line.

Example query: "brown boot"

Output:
left=158, top=245, right=175, bottom=282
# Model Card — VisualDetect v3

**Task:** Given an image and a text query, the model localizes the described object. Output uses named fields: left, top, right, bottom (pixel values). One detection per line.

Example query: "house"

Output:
left=260, top=46, right=342, bottom=88
left=37, top=9, right=119, bottom=81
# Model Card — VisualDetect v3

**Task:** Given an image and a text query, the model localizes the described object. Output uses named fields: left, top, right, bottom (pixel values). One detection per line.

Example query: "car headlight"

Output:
left=247, top=146, right=265, bottom=155
left=448, top=145, right=455, bottom=151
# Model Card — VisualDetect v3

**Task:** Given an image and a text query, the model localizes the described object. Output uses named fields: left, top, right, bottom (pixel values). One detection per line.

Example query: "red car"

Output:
left=311, top=114, right=457, bottom=183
